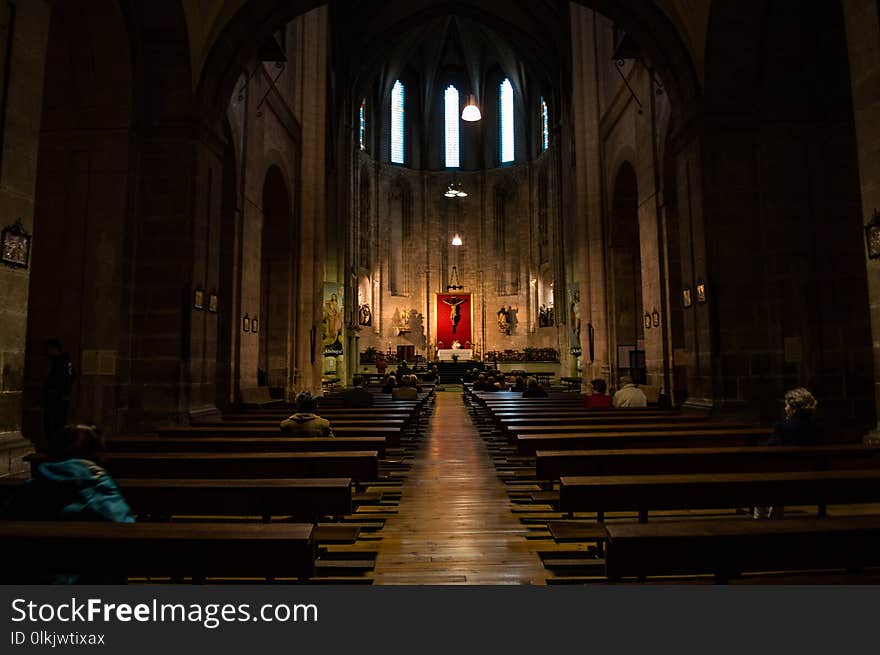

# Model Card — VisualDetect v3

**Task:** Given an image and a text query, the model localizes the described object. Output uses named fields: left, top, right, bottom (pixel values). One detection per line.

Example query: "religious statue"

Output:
left=497, top=306, right=511, bottom=335
left=441, top=296, right=467, bottom=334
left=358, top=303, right=372, bottom=326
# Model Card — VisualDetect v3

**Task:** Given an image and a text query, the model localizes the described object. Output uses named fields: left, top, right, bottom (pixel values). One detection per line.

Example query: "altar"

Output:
left=437, top=348, right=473, bottom=361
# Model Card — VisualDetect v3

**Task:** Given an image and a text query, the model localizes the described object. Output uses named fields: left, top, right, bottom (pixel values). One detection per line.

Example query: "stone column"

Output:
left=842, top=0, right=880, bottom=438
left=0, top=2, right=50, bottom=471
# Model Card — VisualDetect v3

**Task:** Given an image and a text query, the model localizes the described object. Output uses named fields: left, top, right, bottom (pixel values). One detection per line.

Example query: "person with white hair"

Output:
left=769, top=387, right=819, bottom=446
left=612, top=375, right=648, bottom=408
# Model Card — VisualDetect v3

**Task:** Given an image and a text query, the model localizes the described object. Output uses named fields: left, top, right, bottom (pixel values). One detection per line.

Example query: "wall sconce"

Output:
left=643, top=313, right=651, bottom=330
left=242, top=313, right=250, bottom=332
left=867, top=209, right=880, bottom=259
left=652, top=308, right=660, bottom=327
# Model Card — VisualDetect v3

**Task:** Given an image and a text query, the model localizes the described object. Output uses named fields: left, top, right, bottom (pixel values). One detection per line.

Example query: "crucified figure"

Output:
left=441, top=296, right=467, bottom=334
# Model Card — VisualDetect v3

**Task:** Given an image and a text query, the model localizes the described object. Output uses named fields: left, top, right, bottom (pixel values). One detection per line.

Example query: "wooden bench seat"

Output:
left=157, top=425, right=402, bottom=446
left=604, top=516, right=880, bottom=582
left=548, top=443, right=880, bottom=480
left=109, top=435, right=387, bottom=457
left=26, top=451, right=380, bottom=483
left=519, top=429, right=766, bottom=455
left=0, top=520, right=314, bottom=582
left=0, top=477, right=352, bottom=520
left=559, top=469, right=880, bottom=520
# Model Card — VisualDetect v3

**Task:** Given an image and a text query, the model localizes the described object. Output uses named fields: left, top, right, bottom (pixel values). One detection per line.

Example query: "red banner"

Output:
left=436, top=294, right=472, bottom=349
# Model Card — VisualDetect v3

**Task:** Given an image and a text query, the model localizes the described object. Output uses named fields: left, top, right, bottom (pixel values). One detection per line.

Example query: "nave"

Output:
left=372, top=392, right=546, bottom=585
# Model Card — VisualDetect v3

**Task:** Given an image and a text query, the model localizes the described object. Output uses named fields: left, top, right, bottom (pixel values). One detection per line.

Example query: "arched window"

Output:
left=391, top=80, right=405, bottom=164
left=359, top=99, right=366, bottom=151
left=540, top=97, right=549, bottom=151
left=499, top=78, right=514, bottom=164
left=444, top=85, right=460, bottom=168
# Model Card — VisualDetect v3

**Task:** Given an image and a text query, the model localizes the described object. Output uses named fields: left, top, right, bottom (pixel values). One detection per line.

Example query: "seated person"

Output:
left=612, top=376, right=647, bottom=408
left=522, top=377, right=549, bottom=398
left=755, top=387, right=820, bottom=520
left=392, top=375, right=419, bottom=401
left=280, top=392, right=334, bottom=437
left=769, top=387, right=819, bottom=446
left=381, top=374, right=397, bottom=394
left=341, top=374, right=373, bottom=408
left=510, top=376, right=527, bottom=393
left=482, top=376, right=502, bottom=392
left=472, top=374, right=488, bottom=391
left=0, top=424, right=135, bottom=584
left=583, top=378, right=613, bottom=409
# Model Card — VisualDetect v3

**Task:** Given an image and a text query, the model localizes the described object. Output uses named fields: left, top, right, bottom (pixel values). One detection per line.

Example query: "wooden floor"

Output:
left=372, top=391, right=547, bottom=585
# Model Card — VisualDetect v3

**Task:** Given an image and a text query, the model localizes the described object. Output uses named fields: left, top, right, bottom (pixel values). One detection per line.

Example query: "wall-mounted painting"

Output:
left=322, top=283, right=344, bottom=356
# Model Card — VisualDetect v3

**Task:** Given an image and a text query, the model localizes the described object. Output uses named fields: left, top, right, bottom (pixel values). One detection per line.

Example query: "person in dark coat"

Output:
left=768, top=387, right=820, bottom=446
left=755, top=388, right=819, bottom=519
left=522, top=377, right=548, bottom=398
left=43, top=338, right=74, bottom=444
left=341, top=375, right=373, bottom=408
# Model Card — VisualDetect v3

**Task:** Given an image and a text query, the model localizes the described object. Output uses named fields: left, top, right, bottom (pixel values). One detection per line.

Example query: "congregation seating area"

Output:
left=1, top=386, right=436, bottom=584
left=464, top=386, right=880, bottom=584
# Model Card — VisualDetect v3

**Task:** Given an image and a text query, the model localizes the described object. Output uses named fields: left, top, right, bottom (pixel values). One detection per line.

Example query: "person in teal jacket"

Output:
left=1, top=424, right=134, bottom=583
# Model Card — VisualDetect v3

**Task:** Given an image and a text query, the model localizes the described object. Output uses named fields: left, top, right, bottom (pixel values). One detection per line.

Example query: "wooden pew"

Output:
left=550, top=443, right=880, bottom=481
left=110, top=435, right=387, bottom=457
left=0, top=476, right=352, bottom=522
left=559, top=469, right=880, bottom=522
left=506, top=422, right=750, bottom=444
left=0, top=520, right=314, bottom=582
left=500, top=416, right=735, bottom=431
left=156, top=425, right=402, bottom=446
left=604, top=516, right=880, bottom=582
left=26, top=451, right=379, bottom=484
left=519, top=428, right=766, bottom=455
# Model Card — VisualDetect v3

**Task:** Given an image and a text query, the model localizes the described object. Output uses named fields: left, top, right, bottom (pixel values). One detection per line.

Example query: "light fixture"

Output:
left=451, top=233, right=463, bottom=247
left=461, top=94, right=481, bottom=122
left=444, top=182, right=468, bottom=198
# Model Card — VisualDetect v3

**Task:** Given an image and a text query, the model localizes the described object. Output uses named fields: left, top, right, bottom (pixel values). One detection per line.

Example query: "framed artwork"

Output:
left=251, top=318, right=259, bottom=333
left=867, top=210, right=880, bottom=260
left=193, top=289, right=204, bottom=311
left=696, top=282, right=707, bottom=304
left=651, top=308, right=660, bottom=328
left=682, top=288, right=692, bottom=308
left=242, top=314, right=250, bottom=332
left=643, top=313, right=651, bottom=330
left=208, top=291, right=218, bottom=313
left=1, top=220, right=31, bottom=269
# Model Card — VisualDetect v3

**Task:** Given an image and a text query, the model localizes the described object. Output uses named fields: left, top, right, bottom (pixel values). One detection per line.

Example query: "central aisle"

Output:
left=372, top=391, right=546, bottom=584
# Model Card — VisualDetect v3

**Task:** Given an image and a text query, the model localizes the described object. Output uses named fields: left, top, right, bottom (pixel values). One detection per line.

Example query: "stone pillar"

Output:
left=294, top=6, right=328, bottom=394
left=0, top=2, right=50, bottom=471
left=570, top=6, right=610, bottom=390
left=842, top=0, right=880, bottom=437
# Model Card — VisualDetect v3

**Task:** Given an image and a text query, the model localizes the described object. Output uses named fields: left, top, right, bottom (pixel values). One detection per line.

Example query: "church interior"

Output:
left=0, top=0, right=879, bottom=584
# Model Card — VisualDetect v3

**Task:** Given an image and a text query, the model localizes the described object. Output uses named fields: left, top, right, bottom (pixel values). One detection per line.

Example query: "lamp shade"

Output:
left=461, top=94, right=481, bottom=122
left=451, top=233, right=463, bottom=246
